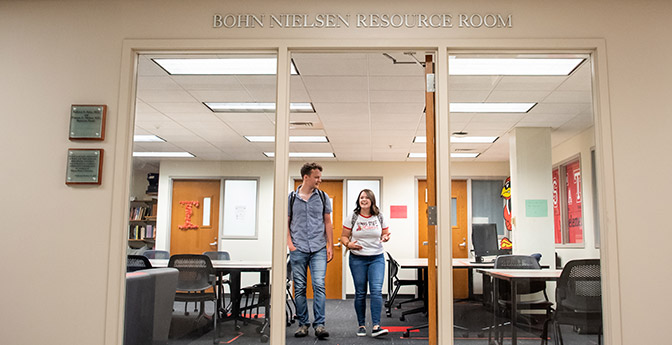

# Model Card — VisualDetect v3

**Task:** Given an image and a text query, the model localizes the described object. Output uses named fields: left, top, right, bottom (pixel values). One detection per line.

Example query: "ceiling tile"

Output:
left=497, top=76, right=565, bottom=91
left=369, top=76, right=424, bottom=91
left=137, top=89, right=196, bottom=103
left=487, top=90, right=551, bottom=102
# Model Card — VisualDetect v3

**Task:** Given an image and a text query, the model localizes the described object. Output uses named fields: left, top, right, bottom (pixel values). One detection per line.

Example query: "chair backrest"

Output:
left=127, top=255, right=152, bottom=272
left=556, top=259, right=602, bottom=313
left=386, top=251, right=400, bottom=279
left=203, top=251, right=231, bottom=261
left=143, top=250, right=170, bottom=259
left=494, top=254, right=542, bottom=269
left=495, top=254, right=544, bottom=296
left=168, top=254, right=215, bottom=292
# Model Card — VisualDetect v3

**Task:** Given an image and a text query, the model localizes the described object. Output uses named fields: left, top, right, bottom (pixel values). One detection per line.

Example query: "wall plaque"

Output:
left=69, top=104, right=106, bottom=140
left=66, top=149, right=103, bottom=185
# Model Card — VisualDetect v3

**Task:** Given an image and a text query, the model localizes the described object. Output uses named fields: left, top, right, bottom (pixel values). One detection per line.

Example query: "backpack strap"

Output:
left=289, top=191, right=297, bottom=224
left=317, top=189, right=327, bottom=215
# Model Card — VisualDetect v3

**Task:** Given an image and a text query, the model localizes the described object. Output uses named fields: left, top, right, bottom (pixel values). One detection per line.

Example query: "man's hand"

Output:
left=288, top=241, right=296, bottom=252
left=326, top=245, right=334, bottom=262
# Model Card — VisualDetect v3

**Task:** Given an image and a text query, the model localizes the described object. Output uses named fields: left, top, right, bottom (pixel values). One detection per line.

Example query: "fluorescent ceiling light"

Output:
left=133, top=152, right=195, bottom=158
left=450, top=102, right=535, bottom=113
left=408, top=152, right=481, bottom=158
left=451, top=136, right=498, bottom=143
left=153, top=58, right=298, bottom=75
left=449, top=57, right=584, bottom=76
left=245, top=136, right=329, bottom=143
left=205, top=102, right=314, bottom=113
left=133, top=135, right=166, bottom=142
left=264, top=152, right=335, bottom=158
left=413, top=136, right=427, bottom=143
left=451, top=152, right=480, bottom=158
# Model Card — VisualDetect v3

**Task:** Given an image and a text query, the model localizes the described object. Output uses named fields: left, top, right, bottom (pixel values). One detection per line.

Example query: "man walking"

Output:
left=288, top=162, right=334, bottom=339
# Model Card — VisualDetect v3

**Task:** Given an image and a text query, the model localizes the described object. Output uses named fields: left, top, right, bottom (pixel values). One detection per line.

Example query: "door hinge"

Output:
left=427, top=206, right=437, bottom=225
left=426, top=73, right=435, bottom=92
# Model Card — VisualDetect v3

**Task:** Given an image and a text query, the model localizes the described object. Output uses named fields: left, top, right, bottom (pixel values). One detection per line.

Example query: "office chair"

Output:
left=142, top=250, right=170, bottom=259
left=385, top=252, right=425, bottom=319
left=203, top=251, right=232, bottom=316
left=127, top=255, right=152, bottom=272
left=551, top=259, right=602, bottom=345
left=168, top=254, right=219, bottom=344
left=286, top=254, right=297, bottom=326
left=489, top=255, right=553, bottom=345
left=239, top=276, right=270, bottom=341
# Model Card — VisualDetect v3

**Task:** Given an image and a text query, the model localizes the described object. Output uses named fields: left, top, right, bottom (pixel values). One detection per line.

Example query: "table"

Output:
left=477, top=268, right=561, bottom=345
left=150, top=259, right=272, bottom=332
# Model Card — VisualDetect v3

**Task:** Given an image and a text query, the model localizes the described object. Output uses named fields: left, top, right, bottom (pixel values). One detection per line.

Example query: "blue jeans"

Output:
left=349, top=253, right=385, bottom=327
left=290, top=247, right=327, bottom=328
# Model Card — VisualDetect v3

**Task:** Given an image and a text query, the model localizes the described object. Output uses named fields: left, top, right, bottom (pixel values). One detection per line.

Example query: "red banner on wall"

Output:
left=565, top=160, right=583, bottom=244
left=552, top=168, right=562, bottom=244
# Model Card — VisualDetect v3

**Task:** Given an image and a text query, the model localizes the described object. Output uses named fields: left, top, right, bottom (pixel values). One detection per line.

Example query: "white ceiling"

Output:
left=133, top=52, right=594, bottom=164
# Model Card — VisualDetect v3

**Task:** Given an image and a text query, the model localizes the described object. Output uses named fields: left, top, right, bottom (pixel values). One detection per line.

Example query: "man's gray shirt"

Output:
left=288, top=186, right=332, bottom=253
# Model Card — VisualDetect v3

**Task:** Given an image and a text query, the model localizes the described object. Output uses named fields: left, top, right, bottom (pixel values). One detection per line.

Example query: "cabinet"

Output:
left=128, top=199, right=157, bottom=249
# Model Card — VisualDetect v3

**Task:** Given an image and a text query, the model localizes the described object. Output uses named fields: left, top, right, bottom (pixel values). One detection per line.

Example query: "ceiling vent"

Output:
left=290, top=121, right=314, bottom=128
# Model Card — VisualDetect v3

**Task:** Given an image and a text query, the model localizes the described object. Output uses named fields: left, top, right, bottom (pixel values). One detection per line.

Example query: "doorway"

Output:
left=169, top=179, right=221, bottom=255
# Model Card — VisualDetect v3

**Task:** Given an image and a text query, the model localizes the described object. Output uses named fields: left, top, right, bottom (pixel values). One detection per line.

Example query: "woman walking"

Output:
left=341, top=189, right=390, bottom=337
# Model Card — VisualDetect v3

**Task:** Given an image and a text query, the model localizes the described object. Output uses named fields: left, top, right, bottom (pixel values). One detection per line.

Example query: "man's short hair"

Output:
left=300, top=162, right=323, bottom=178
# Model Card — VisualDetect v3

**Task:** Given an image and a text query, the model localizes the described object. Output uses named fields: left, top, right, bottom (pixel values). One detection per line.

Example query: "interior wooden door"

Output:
left=452, top=180, right=469, bottom=299
left=170, top=179, right=221, bottom=255
left=418, top=179, right=429, bottom=258
left=424, top=55, right=438, bottom=345
left=293, top=179, right=343, bottom=299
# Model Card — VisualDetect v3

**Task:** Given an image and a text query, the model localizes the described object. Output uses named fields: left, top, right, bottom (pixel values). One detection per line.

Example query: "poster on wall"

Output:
left=552, top=168, right=562, bottom=243
left=565, top=160, right=583, bottom=243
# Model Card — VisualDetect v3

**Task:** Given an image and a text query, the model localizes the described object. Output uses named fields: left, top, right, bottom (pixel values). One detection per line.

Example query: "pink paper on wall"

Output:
left=390, top=205, right=407, bottom=219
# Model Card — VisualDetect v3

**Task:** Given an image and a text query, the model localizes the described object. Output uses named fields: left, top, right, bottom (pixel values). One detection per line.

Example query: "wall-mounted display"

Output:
left=65, top=149, right=103, bottom=185
left=69, top=104, right=106, bottom=140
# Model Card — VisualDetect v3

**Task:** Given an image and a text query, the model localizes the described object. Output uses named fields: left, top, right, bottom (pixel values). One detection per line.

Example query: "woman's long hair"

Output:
left=354, top=189, right=380, bottom=216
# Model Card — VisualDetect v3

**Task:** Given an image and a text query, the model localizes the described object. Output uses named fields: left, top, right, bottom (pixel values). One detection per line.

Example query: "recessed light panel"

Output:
left=133, top=135, right=166, bottom=142
left=449, top=57, right=584, bottom=76
left=408, top=153, right=426, bottom=158
left=450, top=103, right=535, bottom=113
left=133, top=152, right=195, bottom=158
left=451, top=152, right=480, bottom=158
left=264, top=152, right=335, bottom=158
left=153, top=58, right=298, bottom=75
left=205, top=102, right=314, bottom=113
left=245, top=136, right=328, bottom=143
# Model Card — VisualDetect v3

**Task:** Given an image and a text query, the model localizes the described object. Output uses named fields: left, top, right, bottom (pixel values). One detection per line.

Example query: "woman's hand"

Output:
left=381, top=233, right=391, bottom=242
left=347, top=240, right=363, bottom=250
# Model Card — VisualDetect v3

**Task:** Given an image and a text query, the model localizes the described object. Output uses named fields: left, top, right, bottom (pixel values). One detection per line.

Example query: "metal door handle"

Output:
left=459, top=241, right=466, bottom=248
left=334, top=243, right=341, bottom=247
left=209, top=241, right=217, bottom=246
left=423, top=241, right=428, bottom=246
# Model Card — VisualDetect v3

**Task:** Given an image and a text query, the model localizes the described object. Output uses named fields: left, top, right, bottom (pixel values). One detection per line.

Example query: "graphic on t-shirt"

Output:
left=355, top=219, right=379, bottom=232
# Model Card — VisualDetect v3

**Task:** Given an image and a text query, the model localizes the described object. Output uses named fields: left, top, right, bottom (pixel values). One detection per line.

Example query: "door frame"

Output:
left=109, top=38, right=621, bottom=345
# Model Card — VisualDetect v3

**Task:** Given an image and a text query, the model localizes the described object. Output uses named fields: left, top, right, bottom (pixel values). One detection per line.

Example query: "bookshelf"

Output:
left=128, top=199, right=157, bottom=249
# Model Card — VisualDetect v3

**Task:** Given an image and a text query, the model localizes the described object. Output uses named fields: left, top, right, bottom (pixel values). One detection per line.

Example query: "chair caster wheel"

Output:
left=402, top=331, right=409, bottom=338
left=400, top=315, right=405, bottom=321
left=235, top=325, right=241, bottom=331
left=386, top=312, right=392, bottom=317
left=260, top=334, right=269, bottom=343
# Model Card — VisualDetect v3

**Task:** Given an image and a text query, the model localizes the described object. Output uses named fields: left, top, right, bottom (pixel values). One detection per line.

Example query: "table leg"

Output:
left=511, top=280, right=517, bottom=345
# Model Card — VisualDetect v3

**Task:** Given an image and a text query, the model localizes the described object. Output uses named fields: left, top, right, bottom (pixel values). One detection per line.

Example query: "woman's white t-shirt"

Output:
left=343, top=212, right=389, bottom=256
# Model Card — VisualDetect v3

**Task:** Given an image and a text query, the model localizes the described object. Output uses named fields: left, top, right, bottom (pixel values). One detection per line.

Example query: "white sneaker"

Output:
left=357, top=326, right=367, bottom=337
left=371, top=326, right=389, bottom=337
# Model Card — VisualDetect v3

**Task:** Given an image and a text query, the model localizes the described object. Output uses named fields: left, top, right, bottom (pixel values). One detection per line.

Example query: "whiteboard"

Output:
left=222, top=179, right=258, bottom=238
left=346, top=180, right=381, bottom=217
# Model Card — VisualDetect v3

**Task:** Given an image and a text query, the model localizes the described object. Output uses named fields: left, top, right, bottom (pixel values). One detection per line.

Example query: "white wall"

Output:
left=2, top=1, right=672, bottom=344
